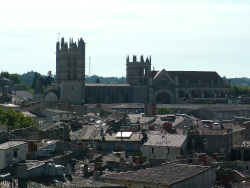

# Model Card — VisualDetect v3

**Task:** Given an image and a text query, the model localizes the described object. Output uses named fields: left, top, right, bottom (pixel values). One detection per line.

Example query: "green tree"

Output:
left=0, top=108, right=36, bottom=130
left=96, top=78, right=100, bottom=83
left=156, top=108, right=173, bottom=115
left=43, top=71, right=54, bottom=87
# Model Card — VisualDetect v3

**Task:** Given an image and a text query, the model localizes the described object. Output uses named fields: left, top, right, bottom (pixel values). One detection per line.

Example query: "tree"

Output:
left=0, top=108, right=36, bottom=130
left=156, top=108, right=173, bottom=115
left=43, top=71, right=54, bottom=87
left=96, top=78, right=100, bottom=83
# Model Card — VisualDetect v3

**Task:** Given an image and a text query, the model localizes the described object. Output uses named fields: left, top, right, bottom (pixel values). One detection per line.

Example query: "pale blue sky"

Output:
left=0, top=0, right=250, bottom=78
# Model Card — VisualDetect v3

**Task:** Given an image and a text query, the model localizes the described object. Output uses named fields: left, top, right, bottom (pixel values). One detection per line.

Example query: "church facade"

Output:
left=55, top=37, right=231, bottom=104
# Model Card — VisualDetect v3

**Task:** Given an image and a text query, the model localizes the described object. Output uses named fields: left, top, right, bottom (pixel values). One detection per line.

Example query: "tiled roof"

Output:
left=22, top=111, right=37, bottom=118
left=39, top=122, right=67, bottom=132
left=0, top=141, right=26, bottom=150
left=3, top=175, right=127, bottom=188
left=104, top=132, right=143, bottom=142
left=86, top=83, right=130, bottom=87
left=242, top=141, right=250, bottom=148
left=143, top=131, right=187, bottom=147
left=103, top=162, right=211, bottom=186
left=38, top=140, right=60, bottom=150
left=102, top=153, right=121, bottom=165
left=200, top=105, right=250, bottom=112
left=70, top=125, right=109, bottom=141
left=19, top=160, right=45, bottom=170
left=166, top=71, right=226, bottom=85
left=107, top=114, right=124, bottom=122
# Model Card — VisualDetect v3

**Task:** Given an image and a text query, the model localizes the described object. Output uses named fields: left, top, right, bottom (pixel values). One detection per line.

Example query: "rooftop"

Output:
left=0, top=141, right=26, bottom=150
left=103, top=162, right=211, bottom=186
left=143, top=131, right=187, bottom=147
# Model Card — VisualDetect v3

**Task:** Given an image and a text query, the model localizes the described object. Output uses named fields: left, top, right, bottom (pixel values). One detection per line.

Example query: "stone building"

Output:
left=52, top=37, right=231, bottom=104
left=56, top=37, right=85, bottom=104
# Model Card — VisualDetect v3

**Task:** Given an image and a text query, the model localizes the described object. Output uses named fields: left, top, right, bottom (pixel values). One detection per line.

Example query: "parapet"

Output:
left=126, top=55, right=151, bottom=63
left=56, top=37, right=85, bottom=52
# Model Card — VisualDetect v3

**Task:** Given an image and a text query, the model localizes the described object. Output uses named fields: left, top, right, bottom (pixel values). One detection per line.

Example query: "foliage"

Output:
left=1, top=72, right=22, bottom=84
left=231, top=85, right=250, bottom=97
left=31, top=71, right=55, bottom=91
left=86, top=75, right=126, bottom=84
left=156, top=108, right=173, bottom=115
left=0, top=108, right=36, bottom=130
left=133, top=151, right=147, bottom=164
left=43, top=71, right=55, bottom=87
left=223, top=77, right=250, bottom=86
left=193, top=99, right=216, bottom=104
left=96, top=78, right=100, bottom=83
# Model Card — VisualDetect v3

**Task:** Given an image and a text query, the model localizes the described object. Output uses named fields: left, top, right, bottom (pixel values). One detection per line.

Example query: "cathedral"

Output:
left=52, top=37, right=231, bottom=104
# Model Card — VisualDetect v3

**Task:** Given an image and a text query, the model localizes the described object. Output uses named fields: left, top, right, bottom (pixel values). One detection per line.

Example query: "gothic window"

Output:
left=67, top=57, right=71, bottom=67
left=67, top=69, right=71, bottom=80
left=73, top=69, right=77, bottom=79
left=156, top=92, right=171, bottom=104
left=73, top=57, right=77, bottom=67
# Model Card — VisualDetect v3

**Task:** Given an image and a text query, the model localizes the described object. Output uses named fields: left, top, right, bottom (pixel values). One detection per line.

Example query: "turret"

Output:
left=126, top=55, right=151, bottom=85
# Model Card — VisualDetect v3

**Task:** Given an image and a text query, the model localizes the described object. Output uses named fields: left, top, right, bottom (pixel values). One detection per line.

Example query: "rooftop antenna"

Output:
left=89, top=57, right=91, bottom=77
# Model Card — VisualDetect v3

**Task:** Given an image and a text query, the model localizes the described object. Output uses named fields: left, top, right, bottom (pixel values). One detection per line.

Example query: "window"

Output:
left=150, top=148, right=154, bottom=154
left=67, top=57, right=71, bottom=67
left=166, top=148, right=171, bottom=154
left=13, top=150, right=18, bottom=158
left=73, top=69, right=77, bottom=79
left=67, top=69, right=71, bottom=80
left=73, top=57, right=77, bottom=67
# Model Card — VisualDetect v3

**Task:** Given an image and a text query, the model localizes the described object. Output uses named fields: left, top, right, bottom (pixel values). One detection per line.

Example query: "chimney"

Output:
left=28, top=141, right=37, bottom=152
left=222, top=174, right=230, bottom=186
left=198, top=153, right=206, bottom=164
left=93, top=171, right=100, bottom=180
left=134, top=156, right=140, bottom=165
left=120, top=151, right=125, bottom=160
left=83, top=164, right=88, bottom=175
left=129, top=156, right=133, bottom=164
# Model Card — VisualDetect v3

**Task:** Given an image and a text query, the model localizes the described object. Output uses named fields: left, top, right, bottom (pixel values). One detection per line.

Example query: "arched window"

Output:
left=67, top=57, right=71, bottom=67
left=73, top=57, right=77, bottom=67
left=73, top=69, right=77, bottom=80
left=67, top=69, right=71, bottom=80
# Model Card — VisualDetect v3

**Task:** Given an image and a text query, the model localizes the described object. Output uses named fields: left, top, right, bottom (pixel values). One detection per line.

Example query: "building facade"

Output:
left=55, top=37, right=231, bottom=104
left=56, top=37, right=85, bottom=104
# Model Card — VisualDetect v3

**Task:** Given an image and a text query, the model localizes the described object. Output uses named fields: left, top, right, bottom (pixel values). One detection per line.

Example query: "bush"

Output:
left=156, top=108, right=173, bottom=115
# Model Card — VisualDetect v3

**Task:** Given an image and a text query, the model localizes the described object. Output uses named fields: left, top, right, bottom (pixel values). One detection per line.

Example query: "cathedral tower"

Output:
left=126, top=55, right=151, bottom=86
left=56, top=37, right=85, bottom=104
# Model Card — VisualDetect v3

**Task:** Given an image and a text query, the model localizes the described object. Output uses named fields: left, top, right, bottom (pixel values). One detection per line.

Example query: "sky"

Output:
left=0, top=0, right=250, bottom=78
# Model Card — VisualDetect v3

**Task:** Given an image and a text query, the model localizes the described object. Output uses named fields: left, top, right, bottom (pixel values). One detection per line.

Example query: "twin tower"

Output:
left=56, top=37, right=151, bottom=103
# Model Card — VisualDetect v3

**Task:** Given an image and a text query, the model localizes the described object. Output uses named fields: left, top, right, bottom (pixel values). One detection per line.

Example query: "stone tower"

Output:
left=56, top=37, right=85, bottom=104
left=126, top=55, right=151, bottom=86
left=126, top=55, right=151, bottom=103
